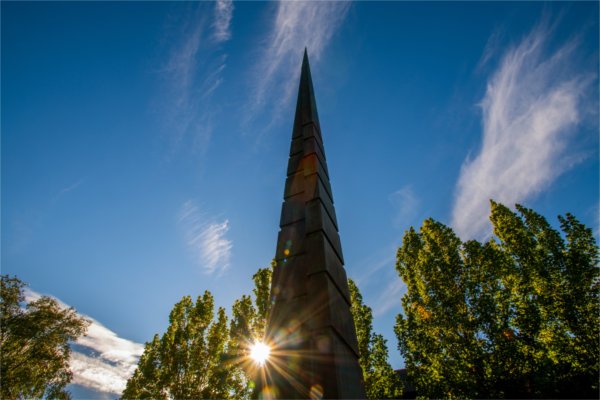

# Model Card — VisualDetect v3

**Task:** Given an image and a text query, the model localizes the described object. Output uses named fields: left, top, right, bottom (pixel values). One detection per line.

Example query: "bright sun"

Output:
left=250, top=342, right=270, bottom=366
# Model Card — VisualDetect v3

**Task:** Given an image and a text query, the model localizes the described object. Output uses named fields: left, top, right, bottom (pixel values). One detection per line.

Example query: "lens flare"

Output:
left=250, top=342, right=271, bottom=366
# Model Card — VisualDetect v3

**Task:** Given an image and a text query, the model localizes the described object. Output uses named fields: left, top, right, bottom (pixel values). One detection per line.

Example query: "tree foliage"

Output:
left=230, top=263, right=273, bottom=351
left=122, top=265, right=274, bottom=400
left=122, top=261, right=400, bottom=399
left=1, top=275, right=89, bottom=400
left=122, top=291, right=234, bottom=399
left=348, top=279, right=403, bottom=399
left=227, top=263, right=274, bottom=398
left=395, top=201, right=599, bottom=399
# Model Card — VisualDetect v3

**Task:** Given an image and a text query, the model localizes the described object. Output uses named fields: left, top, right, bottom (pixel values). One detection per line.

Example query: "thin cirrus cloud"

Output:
left=452, top=19, right=595, bottom=240
left=23, top=289, right=144, bottom=396
left=160, top=1, right=233, bottom=155
left=213, top=0, right=233, bottom=43
left=388, top=186, right=419, bottom=229
left=53, top=178, right=85, bottom=203
left=179, top=200, right=232, bottom=275
left=374, top=277, right=406, bottom=317
left=247, top=1, right=351, bottom=129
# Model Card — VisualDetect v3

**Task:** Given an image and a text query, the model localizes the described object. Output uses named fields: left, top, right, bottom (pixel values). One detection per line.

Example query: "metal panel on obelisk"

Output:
left=264, top=49, right=366, bottom=399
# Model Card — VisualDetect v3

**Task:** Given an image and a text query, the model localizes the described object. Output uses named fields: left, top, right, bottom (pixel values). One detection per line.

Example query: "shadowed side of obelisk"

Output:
left=263, top=50, right=366, bottom=399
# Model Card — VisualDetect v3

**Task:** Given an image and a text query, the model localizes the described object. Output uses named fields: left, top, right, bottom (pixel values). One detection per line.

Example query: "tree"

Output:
left=227, top=263, right=274, bottom=399
left=122, top=291, right=235, bottom=399
left=229, top=265, right=402, bottom=399
left=394, top=201, right=599, bottom=399
left=1, top=275, right=89, bottom=400
left=123, top=262, right=401, bottom=399
left=122, top=265, right=274, bottom=400
left=230, top=263, right=273, bottom=349
left=348, top=279, right=403, bottom=399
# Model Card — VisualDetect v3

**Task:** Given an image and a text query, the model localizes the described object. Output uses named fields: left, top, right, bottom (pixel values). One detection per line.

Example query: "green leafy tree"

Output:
left=123, top=262, right=401, bottom=399
left=348, top=279, right=403, bottom=399
left=230, top=263, right=273, bottom=348
left=122, top=291, right=234, bottom=399
left=228, top=263, right=274, bottom=398
left=1, top=275, right=89, bottom=400
left=228, top=264, right=403, bottom=399
left=395, top=201, right=599, bottom=399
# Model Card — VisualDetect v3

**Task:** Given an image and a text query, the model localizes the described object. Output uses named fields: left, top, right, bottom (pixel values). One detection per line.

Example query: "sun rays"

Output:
left=250, top=342, right=271, bottom=366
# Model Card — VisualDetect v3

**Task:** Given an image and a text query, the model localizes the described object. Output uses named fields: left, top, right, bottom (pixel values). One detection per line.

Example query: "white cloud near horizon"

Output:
left=248, top=1, right=351, bottom=128
left=179, top=200, right=232, bottom=275
left=452, top=21, right=594, bottom=240
left=24, top=289, right=144, bottom=396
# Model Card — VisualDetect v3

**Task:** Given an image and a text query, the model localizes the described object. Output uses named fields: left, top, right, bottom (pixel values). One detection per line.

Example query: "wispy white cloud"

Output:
left=373, top=277, right=406, bottom=317
left=213, top=0, right=233, bottom=43
left=53, top=178, right=85, bottom=203
left=247, top=1, right=351, bottom=127
left=199, top=56, right=228, bottom=101
left=69, top=351, right=137, bottom=396
left=160, top=3, right=232, bottom=155
left=179, top=200, right=232, bottom=275
left=163, top=15, right=204, bottom=104
left=351, top=243, right=397, bottom=287
left=24, top=289, right=144, bottom=396
left=389, top=186, right=418, bottom=229
left=75, top=321, right=143, bottom=376
left=452, top=20, right=595, bottom=240
left=477, top=28, right=504, bottom=72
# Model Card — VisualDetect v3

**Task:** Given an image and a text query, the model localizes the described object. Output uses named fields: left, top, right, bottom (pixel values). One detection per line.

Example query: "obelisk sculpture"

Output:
left=264, top=49, right=366, bottom=399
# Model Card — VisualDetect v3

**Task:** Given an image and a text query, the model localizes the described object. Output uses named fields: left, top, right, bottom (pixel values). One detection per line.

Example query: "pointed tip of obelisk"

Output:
left=293, top=47, right=320, bottom=131
left=302, top=47, right=309, bottom=70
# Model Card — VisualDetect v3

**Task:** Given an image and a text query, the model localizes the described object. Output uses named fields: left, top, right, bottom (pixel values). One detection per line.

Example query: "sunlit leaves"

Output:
left=395, top=201, right=599, bottom=398
left=123, top=264, right=275, bottom=400
left=228, top=263, right=274, bottom=399
left=348, top=279, right=403, bottom=399
left=0, top=275, right=89, bottom=400
left=122, top=292, right=234, bottom=399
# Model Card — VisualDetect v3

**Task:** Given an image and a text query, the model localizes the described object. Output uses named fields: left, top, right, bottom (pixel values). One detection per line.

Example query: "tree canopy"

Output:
left=122, top=265, right=274, bottom=399
left=227, top=263, right=274, bottom=399
left=395, top=201, right=599, bottom=399
left=1, top=275, right=89, bottom=400
left=122, top=262, right=402, bottom=399
left=122, top=291, right=234, bottom=399
left=348, top=279, right=403, bottom=399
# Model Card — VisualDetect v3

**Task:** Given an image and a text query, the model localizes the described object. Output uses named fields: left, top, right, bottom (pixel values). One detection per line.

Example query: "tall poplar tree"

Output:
left=395, top=201, right=599, bottom=399
left=122, top=265, right=274, bottom=400
left=123, top=262, right=402, bottom=399
left=348, top=279, right=403, bottom=399
left=228, top=263, right=274, bottom=399
left=122, top=292, right=234, bottom=399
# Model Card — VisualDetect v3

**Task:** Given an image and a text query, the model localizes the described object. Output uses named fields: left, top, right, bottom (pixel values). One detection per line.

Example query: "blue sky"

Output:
left=2, top=1, right=598, bottom=397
